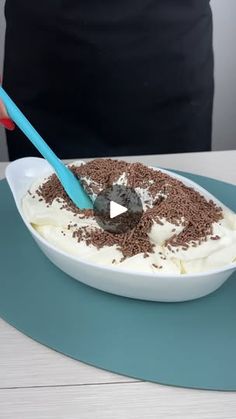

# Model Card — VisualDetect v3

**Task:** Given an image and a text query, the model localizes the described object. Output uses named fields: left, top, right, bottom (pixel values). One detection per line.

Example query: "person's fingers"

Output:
left=0, top=98, right=15, bottom=131
left=0, top=74, right=15, bottom=130
left=0, top=98, right=8, bottom=117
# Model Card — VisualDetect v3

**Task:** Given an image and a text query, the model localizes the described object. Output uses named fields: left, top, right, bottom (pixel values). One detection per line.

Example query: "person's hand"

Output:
left=0, top=77, right=15, bottom=130
left=0, top=99, right=15, bottom=130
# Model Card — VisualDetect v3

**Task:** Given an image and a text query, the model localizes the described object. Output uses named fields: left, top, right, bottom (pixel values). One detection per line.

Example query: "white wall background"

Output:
left=212, top=0, right=236, bottom=151
left=0, top=0, right=236, bottom=160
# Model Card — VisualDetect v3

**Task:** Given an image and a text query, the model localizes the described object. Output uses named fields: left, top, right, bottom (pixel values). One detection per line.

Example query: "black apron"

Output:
left=3, top=0, right=214, bottom=160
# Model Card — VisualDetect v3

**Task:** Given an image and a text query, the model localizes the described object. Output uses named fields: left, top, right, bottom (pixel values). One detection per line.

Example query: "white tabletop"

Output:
left=1, top=150, right=236, bottom=419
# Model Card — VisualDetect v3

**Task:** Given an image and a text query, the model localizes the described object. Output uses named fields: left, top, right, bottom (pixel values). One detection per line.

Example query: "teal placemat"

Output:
left=0, top=171, right=236, bottom=391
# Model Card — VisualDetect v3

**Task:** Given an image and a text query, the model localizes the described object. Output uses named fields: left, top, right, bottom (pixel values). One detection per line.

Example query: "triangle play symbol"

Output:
left=110, top=201, right=128, bottom=219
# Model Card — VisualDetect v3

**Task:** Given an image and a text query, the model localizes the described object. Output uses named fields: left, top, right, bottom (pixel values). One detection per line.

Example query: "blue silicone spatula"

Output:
left=0, top=86, right=93, bottom=209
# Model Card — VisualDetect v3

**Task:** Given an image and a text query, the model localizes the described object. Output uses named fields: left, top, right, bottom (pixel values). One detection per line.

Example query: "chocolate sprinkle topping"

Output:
left=33, top=158, right=223, bottom=259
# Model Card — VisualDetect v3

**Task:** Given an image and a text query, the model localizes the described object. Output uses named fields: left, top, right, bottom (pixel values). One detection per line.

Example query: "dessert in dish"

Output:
left=22, top=159, right=236, bottom=274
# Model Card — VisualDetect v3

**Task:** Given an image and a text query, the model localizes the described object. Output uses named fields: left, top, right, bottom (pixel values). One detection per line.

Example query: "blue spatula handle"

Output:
left=0, top=86, right=63, bottom=171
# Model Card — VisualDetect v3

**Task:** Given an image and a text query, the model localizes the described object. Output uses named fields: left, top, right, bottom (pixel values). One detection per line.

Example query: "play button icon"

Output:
left=110, top=201, right=128, bottom=219
left=94, top=185, right=143, bottom=234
